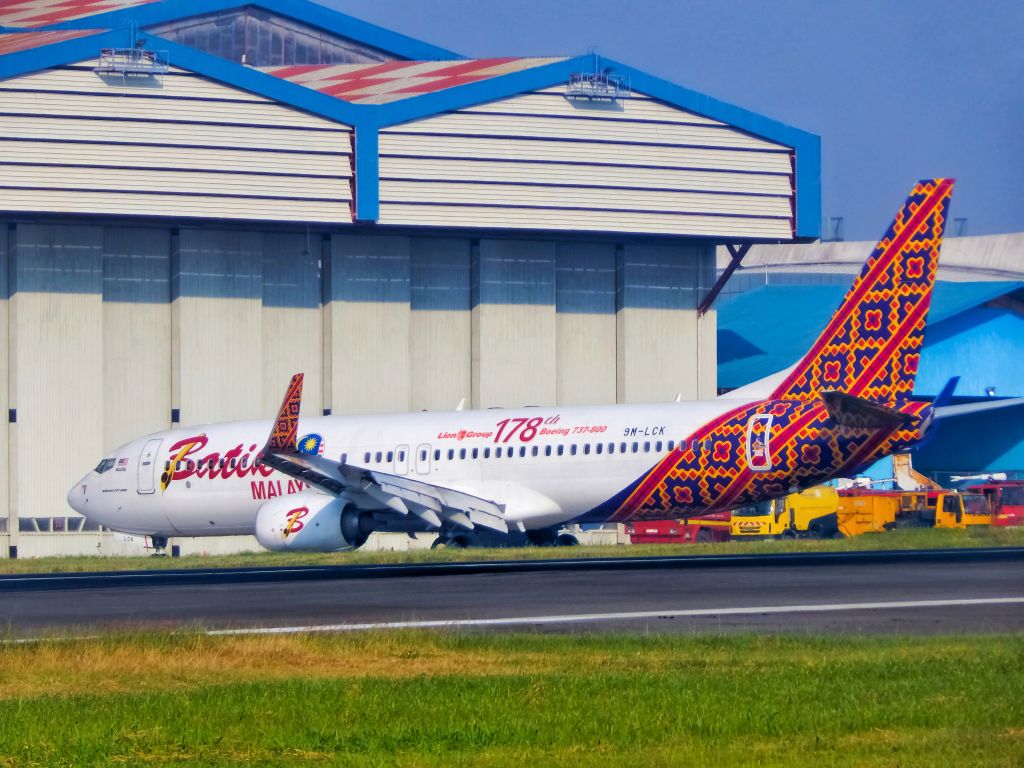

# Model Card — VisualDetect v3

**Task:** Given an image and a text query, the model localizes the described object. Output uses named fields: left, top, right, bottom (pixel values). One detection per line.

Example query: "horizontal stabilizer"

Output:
left=934, top=397, right=1024, bottom=420
left=822, top=391, right=915, bottom=429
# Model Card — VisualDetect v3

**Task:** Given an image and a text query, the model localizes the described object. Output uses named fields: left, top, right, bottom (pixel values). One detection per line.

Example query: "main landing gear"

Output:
left=430, top=527, right=580, bottom=549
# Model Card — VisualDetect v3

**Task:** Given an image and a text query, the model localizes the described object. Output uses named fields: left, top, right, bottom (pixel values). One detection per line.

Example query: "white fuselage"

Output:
left=69, top=399, right=750, bottom=538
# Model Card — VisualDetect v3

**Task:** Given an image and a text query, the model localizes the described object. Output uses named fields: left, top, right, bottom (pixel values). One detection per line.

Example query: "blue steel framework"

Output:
left=0, top=0, right=821, bottom=238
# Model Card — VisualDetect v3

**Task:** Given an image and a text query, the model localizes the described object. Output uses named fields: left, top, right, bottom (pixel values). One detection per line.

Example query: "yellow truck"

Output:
left=731, top=486, right=991, bottom=539
left=730, top=486, right=841, bottom=539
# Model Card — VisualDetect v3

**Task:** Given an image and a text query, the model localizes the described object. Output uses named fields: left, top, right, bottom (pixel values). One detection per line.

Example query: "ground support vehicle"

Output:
left=964, top=482, right=1024, bottom=526
left=627, top=512, right=731, bottom=544
left=730, top=487, right=840, bottom=540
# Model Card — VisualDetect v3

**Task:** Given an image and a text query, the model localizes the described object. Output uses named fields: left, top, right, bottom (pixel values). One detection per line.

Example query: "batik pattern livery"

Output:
left=605, top=179, right=952, bottom=523
left=266, top=373, right=304, bottom=453
left=770, top=178, right=953, bottom=404
left=609, top=398, right=930, bottom=522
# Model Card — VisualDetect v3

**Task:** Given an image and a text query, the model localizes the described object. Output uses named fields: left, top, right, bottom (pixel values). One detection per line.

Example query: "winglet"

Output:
left=932, top=376, right=960, bottom=408
left=265, top=373, right=304, bottom=454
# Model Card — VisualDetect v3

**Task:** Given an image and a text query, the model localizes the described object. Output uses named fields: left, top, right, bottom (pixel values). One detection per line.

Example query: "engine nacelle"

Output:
left=255, top=494, right=371, bottom=552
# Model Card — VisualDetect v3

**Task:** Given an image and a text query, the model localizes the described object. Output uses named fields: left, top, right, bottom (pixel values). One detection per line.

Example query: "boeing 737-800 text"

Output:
left=69, top=179, right=982, bottom=551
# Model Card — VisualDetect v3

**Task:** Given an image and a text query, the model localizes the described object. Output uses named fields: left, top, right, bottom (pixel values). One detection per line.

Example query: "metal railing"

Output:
left=94, top=47, right=169, bottom=79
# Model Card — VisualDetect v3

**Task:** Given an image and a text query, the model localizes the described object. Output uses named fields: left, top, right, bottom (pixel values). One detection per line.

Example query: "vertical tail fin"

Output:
left=770, top=178, right=954, bottom=403
left=265, top=373, right=304, bottom=454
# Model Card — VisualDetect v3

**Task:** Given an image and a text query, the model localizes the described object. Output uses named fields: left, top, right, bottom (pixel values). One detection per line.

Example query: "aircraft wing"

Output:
left=258, top=374, right=508, bottom=533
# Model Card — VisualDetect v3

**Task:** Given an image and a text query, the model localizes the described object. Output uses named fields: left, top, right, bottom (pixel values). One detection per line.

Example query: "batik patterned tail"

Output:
left=770, top=178, right=954, bottom=404
left=266, top=373, right=304, bottom=453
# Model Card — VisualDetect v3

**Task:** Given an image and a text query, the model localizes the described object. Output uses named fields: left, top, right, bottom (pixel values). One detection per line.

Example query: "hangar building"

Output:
left=0, top=0, right=819, bottom=557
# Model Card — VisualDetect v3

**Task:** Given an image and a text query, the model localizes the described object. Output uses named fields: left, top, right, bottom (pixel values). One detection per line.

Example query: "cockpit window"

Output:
left=94, top=458, right=116, bottom=474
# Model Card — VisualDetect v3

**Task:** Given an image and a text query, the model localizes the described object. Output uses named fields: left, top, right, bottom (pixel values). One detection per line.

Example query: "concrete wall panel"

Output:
left=410, top=238, right=471, bottom=411
left=329, top=235, right=411, bottom=415
left=173, top=230, right=263, bottom=425
left=0, top=225, right=8, bottom=542
left=262, top=233, right=323, bottom=417
left=102, top=227, right=171, bottom=450
left=9, top=225, right=104, bottom=522
left=615, top=241, right=712, bottom=403
left=472, top=239, right=556, bottom=408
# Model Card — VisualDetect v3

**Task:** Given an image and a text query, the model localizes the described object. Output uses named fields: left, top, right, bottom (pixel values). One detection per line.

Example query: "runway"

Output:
left=1, top=549, right=1022, bottom=638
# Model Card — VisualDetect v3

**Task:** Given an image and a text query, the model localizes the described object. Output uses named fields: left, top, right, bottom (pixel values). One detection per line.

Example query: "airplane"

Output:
left=69, top=178, right=997, bottom=552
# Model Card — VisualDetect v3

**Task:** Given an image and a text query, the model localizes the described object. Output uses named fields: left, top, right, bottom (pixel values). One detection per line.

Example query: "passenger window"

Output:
left=644, top=442, right=650, bottom=452
left=656, top=441, right=663, bottom=452
left=519, top=446, right=526, bottom=458
left=459, top=449, right=466, bottom=460
left=187, top=460, right=196, bottom=471
left=496, top=447, right=503, bottom=458
left=596, top=444, right=603, bottom=455
left=398, top=450, right=406, bottom=462
left=447, top=449, right=454, bottom=460
left=608, top=443, right=614, bottom=454
left=375, top=452, right=382, bottom=463
left=484, top=447, right=491, bottom=459
left=557, top=445, right=564, bottom=456
left=387, top=451, right=394, bottom=463
left=472, top=448, right=479, bottom=459
left=531, top=446, right=539, bottom=457
left=220, top=459, right=226, bottom=469
left=584, top=444, right=591, bottom=455
left=364, top=452, right=371, bottom=463
left=340, top=453, right=348, bottom=465
left=545, top=446, right=552, bottom=457
left=620, top=442, right=627, bottom=453
left=570, top=444, right=577, bottom=456
left=668, top=440, right=675, bottom=451
left=432, top=450, right=438, bottom=461
left=240, top=456, right=248, bottom=468
left=632, top=442, right=639, bottom=453
left=164, top=461, right=170, bottom=471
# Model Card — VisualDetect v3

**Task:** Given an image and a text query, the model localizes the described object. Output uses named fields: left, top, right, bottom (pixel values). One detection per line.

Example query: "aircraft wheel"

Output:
left=555, top=533, right=579, bottom=547
left=695, top=529, right=712, bottom=544
left=431, top=536, right=449, bottom=549
left=448, top=535, right=470, bottom=548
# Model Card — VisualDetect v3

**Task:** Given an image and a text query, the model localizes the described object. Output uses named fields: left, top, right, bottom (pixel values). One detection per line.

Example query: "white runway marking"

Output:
left=207, top=596, right=1024, bottom=636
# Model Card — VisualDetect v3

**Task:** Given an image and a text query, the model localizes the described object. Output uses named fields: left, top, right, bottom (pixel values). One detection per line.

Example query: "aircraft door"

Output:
left=415, top=443, right=431, bottom=475
left=137, top=438, right=162, bottom=494
left=395, top=445, right=410, bottom=475
left=745, top=414, right=774, bottom=472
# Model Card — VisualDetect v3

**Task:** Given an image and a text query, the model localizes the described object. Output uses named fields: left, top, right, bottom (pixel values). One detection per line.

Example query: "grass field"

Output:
left=1, top=525, right=1022, bottom=575
left=0, top=632, right=1020, bottom=766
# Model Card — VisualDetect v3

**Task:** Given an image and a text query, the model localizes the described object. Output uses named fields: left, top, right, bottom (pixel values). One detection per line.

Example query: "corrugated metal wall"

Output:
left=378, top=87, right=795, bottom=238
left=0, top=63, right=353, bottom=223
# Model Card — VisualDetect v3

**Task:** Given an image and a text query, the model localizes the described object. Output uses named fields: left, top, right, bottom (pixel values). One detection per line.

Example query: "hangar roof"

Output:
left=0, top=0, right=821, bottom=237
left=261, top=58, right=567, bottom=104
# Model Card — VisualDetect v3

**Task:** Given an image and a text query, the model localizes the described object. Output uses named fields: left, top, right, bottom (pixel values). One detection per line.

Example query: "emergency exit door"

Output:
left=745, top=414, right=774, bottom=472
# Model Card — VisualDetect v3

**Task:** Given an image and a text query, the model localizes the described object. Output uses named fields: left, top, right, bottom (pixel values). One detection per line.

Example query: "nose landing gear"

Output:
left=150, top=535, right=169, bottom=557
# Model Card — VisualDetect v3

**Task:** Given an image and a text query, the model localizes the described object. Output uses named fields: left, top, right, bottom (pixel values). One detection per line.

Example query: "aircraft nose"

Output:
left=66, top=476, right=91, bottom=516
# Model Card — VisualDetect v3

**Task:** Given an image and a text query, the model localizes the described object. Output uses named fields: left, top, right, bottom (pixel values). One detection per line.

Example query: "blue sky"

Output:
left=324, top=0, right=1024, bottom=241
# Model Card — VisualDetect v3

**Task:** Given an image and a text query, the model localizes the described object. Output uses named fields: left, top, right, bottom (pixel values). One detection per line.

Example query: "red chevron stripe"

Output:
left=847, top=296, right=931, bottom=397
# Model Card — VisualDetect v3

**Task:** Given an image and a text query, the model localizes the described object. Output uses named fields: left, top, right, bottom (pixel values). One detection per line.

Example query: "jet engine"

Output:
left=254, top=494, right=373, bottom=552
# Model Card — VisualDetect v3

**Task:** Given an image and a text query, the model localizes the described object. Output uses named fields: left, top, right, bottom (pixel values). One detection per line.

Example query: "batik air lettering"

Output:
left=159, top=435, right=273, bottom=492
